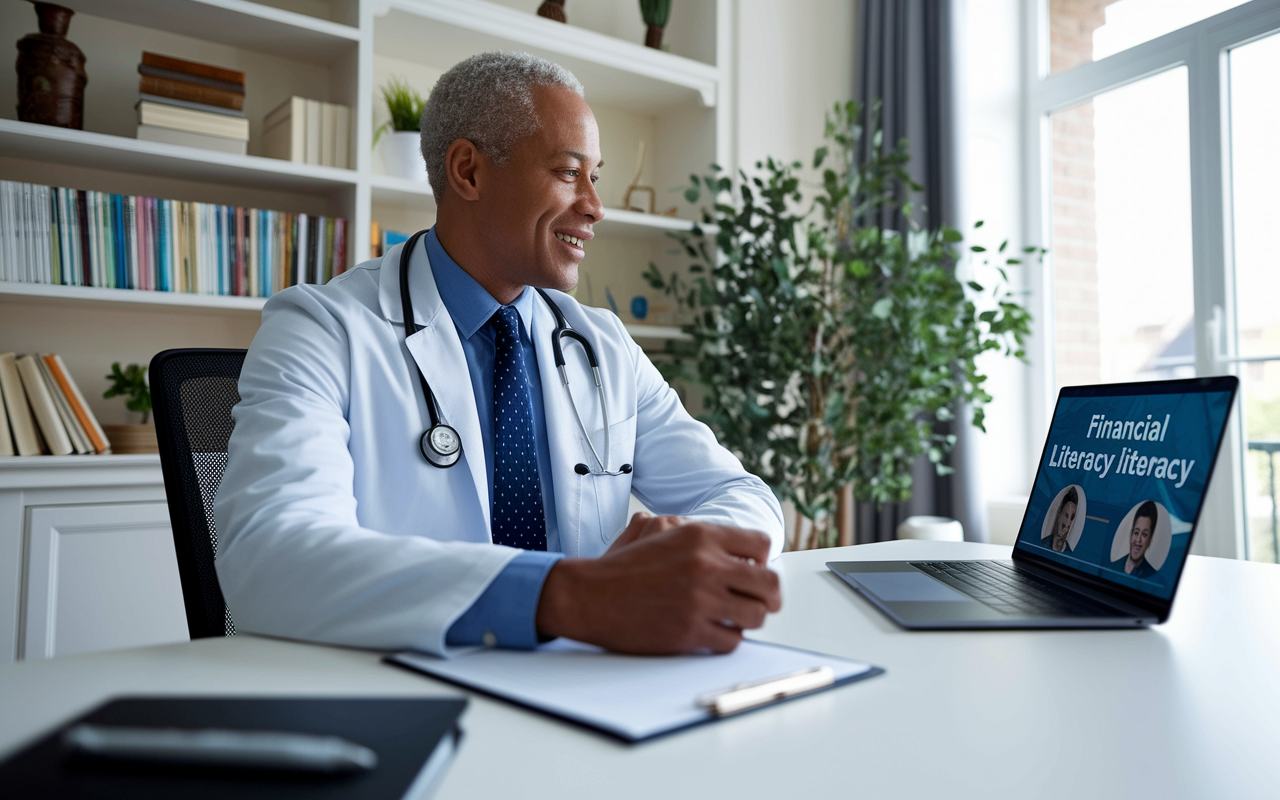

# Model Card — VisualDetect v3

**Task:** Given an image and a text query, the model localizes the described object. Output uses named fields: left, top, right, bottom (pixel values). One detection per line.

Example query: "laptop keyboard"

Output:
left=911, top=560, right=1125, bottom=617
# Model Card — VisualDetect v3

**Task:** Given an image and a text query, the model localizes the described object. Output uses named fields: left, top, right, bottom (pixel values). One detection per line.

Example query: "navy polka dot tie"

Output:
left=490, top=306, right=547, bottom=550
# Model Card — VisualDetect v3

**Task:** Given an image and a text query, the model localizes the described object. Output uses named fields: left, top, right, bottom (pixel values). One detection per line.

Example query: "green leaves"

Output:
left=373, top=76, right=426, bottom=147
left=103, top=362, right=152, bottom=424
left=654, top=99, right=1036, bottom=541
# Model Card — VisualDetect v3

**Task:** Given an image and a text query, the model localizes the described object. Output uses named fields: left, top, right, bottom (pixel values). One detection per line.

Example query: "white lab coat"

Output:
left=213, top=237, right=784, bottom=656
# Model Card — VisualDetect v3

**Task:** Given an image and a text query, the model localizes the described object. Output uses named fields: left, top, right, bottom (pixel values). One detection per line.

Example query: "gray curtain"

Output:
left=853, top=0, right=988, bottom=544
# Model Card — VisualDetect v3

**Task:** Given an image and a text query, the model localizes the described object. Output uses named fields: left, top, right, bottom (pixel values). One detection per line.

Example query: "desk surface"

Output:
left=2, top=540, right=1278, bottom=799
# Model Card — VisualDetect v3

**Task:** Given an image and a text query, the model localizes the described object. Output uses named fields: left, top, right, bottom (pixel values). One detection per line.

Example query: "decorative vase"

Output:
left=645, top=24, right=664, bottom=49
left=102, top=424, right=159, bottom=455
left=15, top=1, right=87, bottom=129
left=381, top=130, right=428, bottom=182
left=536, top=0, right=566, bottom=22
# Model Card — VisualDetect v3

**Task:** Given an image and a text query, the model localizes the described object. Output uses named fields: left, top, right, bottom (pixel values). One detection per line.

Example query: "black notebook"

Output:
left=0, top=696, right=465, bottom=800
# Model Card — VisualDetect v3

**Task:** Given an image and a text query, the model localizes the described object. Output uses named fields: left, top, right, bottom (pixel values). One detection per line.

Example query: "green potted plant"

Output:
left=101, top=361, right=156, bottom=454
left=640, top=0, right=672, bottom=49
left=647, top=100, right=1038, bottom=549
left=374, top=76, right=428, bottom=181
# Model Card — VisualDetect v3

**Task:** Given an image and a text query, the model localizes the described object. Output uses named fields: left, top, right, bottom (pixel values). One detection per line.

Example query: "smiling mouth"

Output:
left=555, top=232, right=585, bottom=248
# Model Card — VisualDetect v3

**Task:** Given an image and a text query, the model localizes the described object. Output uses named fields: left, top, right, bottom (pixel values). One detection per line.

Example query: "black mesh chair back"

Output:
left=150, top=348, right=246, bottom=639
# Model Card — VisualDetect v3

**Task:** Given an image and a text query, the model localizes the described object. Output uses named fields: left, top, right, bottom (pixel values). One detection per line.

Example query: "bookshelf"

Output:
left=0, top=0, right=728, bottom=430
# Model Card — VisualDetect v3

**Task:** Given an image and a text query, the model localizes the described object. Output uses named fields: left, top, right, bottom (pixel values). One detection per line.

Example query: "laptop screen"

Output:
left=1013, top=378, right=1237, bottom=601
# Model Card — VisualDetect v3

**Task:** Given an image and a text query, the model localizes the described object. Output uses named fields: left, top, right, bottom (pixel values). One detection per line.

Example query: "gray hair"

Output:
left=420, top=51, right=584, bottom=201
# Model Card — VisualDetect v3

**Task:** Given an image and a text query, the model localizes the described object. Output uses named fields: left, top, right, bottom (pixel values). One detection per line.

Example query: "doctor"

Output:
left=214, top=51, right=784, bottom=657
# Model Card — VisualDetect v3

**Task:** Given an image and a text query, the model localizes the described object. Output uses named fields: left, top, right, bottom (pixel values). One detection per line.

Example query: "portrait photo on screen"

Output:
left=1108, top=500, right=1173, bottom=578
left=1040, top=484, right=1087, bottom=554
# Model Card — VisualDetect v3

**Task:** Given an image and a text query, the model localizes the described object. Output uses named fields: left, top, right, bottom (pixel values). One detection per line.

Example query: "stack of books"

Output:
left=0, top=352, right=110, bottom=457
left=135, top=52, right=249, bottom=155
left=263, top=96, right=351, bottom=168
left=0, top=179, right=349, bottom=297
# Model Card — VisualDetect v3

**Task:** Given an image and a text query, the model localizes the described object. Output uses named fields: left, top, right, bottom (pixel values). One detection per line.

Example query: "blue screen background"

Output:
left=1014, top=390, right=1233, bottom=600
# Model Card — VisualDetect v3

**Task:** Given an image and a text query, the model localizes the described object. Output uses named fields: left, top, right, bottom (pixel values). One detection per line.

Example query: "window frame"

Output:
left=1022, top=0, right=1280, bottom=558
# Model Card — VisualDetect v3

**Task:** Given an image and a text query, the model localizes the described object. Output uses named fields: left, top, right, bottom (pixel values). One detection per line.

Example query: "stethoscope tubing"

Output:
left=398, top=229, right=629, bottom=477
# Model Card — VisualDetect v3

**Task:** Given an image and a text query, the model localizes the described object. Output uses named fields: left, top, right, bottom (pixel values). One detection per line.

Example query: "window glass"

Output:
left=1050, top=67, right=1194, bottom=392
left=1229, top=32, right=1280, bottom=562
left=1049, top=0, right=1248, bottom=75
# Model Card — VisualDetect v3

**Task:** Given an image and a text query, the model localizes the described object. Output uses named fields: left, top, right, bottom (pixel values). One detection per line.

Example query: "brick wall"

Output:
left=1048, top=0, right=1120, bottom=389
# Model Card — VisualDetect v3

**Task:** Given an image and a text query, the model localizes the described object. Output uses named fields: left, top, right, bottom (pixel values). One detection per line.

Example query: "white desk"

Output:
left=2, top=540, right=1278, bottom=799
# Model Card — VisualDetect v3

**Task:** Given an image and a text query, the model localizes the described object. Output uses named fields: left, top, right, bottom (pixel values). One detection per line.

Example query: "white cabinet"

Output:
left=23, top=501, right=188, bottom=660
left=0, top=456, right=188, bottom=662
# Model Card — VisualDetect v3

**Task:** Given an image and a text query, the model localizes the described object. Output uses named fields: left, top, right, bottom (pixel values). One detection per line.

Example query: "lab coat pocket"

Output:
left=581, top=415, right=636, bottom=549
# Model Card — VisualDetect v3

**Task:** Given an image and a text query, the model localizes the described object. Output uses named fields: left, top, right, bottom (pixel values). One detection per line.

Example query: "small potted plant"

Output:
left=640, top=0, right=671, bottom=49
left=101, top=362, right=157, bottom=454
left=374, top=76, right=428, bottom=181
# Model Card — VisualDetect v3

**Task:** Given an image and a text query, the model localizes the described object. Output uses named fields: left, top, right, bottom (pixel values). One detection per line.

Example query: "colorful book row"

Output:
left=0, top=180, right=349, bottom=298
left=0, top=352, right=109, bottom=457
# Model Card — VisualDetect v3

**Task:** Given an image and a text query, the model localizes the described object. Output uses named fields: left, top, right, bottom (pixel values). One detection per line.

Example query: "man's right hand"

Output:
left=534, top=521, right=781, bottom=654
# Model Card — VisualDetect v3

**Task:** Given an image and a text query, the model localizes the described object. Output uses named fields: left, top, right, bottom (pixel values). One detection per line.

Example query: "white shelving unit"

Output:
left=0, top=0, right=726, bottom=415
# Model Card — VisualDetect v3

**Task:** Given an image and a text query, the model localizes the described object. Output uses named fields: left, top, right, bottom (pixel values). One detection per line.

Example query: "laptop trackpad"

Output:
left=854, top=571, right=972, bottom=602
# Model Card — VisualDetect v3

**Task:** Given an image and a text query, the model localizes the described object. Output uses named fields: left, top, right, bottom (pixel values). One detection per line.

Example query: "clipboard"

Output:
left=386, top=639, right=883, bottom=743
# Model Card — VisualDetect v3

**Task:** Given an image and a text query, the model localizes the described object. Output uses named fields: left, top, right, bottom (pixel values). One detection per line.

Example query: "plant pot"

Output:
left=896, top=515, right=963, bottom=542
left=380, top=130, right=428, bottom=182
left=102, top=424, right=159, bottom=455
left=645, top=23, right=664, bottom=49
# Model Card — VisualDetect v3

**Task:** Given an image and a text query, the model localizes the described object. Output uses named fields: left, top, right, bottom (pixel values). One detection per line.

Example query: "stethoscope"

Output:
left=399, top=229, right=632, bottom=477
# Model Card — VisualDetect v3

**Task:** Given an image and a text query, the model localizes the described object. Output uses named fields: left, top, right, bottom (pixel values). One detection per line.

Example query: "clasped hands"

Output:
left=535, top=512, right=782, bottom=654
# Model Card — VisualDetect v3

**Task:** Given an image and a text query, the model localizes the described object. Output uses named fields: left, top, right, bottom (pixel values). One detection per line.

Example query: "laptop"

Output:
left=827, top=375, right=1239, bottom=629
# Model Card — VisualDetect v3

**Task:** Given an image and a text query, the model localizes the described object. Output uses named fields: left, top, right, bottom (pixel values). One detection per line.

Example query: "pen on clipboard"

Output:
left=695, top=666, right=836, bottom=717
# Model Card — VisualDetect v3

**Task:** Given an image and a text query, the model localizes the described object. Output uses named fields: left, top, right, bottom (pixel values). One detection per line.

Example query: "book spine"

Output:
left=138, top=74, right=245, bottom=110
left=289, top=213, right=299, bottom=288
left=36, top=355, right=90, bottom=454
left=76, top=190, right=91, bottom=287
left=137, top=64, right=243, bottom=94
left=45, top=354, right=109, bottom=454
left=324, top=217, right=335, bottom=283
left=248, top=208, right=259, bottom=297
left=49, top=186, right=62, bottom=285
left=297, top=214, right=309, bottom=284
left=0, top=373, right=13, bottom=455
left=114, top=194, right=127, bottom=289
left=141, top=51, right=245, bottom=87
left=125, top=195, right=139, bottom=290
left=0, top=353, right=43, bottom=455
left=15, top=355, right=72, bottom=456
left=334, top=217, right=347, bottom=277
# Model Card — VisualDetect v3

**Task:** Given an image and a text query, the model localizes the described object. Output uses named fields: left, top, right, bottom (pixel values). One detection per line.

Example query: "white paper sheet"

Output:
left=390, top=639, right=878, bottom=742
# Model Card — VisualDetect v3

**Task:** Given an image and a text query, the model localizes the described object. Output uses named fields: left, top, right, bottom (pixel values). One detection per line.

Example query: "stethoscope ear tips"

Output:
left=574, top=463, right=590, bottom=475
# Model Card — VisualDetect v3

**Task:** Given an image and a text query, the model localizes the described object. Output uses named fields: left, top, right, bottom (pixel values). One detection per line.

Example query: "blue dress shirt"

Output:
left=426, top=228, right=564, bottom=648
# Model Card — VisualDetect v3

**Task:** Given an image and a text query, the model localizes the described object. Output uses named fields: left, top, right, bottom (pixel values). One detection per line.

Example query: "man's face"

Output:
left=1130, top=515, right=1154, bottom=561
left=480, top=85, right=604, bottom=292
left=1055, top=501, right=1076, bottom=542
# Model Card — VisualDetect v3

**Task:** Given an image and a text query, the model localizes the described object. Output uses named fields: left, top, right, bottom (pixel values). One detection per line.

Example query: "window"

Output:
left=1029, top=0, right=1280, bottom=561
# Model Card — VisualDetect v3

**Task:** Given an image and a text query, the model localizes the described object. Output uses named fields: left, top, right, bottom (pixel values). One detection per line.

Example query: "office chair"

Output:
left=150, top=348, right=246, bottom=639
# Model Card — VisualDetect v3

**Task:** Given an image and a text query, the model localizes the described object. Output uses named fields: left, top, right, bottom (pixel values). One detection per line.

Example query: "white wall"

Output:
left=733, top=0, right=857, bottom=175
left=961, top=0, right=1035, bottom=543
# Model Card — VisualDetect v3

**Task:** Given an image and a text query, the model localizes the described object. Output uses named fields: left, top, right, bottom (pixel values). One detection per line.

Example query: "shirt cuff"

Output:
left=444, top=550, right=564, bottom=648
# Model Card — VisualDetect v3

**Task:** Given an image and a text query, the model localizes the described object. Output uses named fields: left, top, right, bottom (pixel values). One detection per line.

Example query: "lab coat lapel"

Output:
left=532, top=295, right=585, bottom=556
left=379, top=239, right=491, bottom=535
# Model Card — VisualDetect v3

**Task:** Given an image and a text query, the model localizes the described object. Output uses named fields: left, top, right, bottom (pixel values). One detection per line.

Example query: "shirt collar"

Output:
left=425, top=227, right=535, bottom=340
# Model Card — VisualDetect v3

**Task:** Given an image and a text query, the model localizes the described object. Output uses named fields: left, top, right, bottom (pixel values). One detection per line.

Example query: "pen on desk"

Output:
left=63, top=724, right=378, bottom=773
left=696, top=665, right=836, bottom=717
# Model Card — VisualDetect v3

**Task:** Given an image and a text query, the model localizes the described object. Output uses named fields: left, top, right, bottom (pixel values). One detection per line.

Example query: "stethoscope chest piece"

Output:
left=421, top=424, right=462, bottom=468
